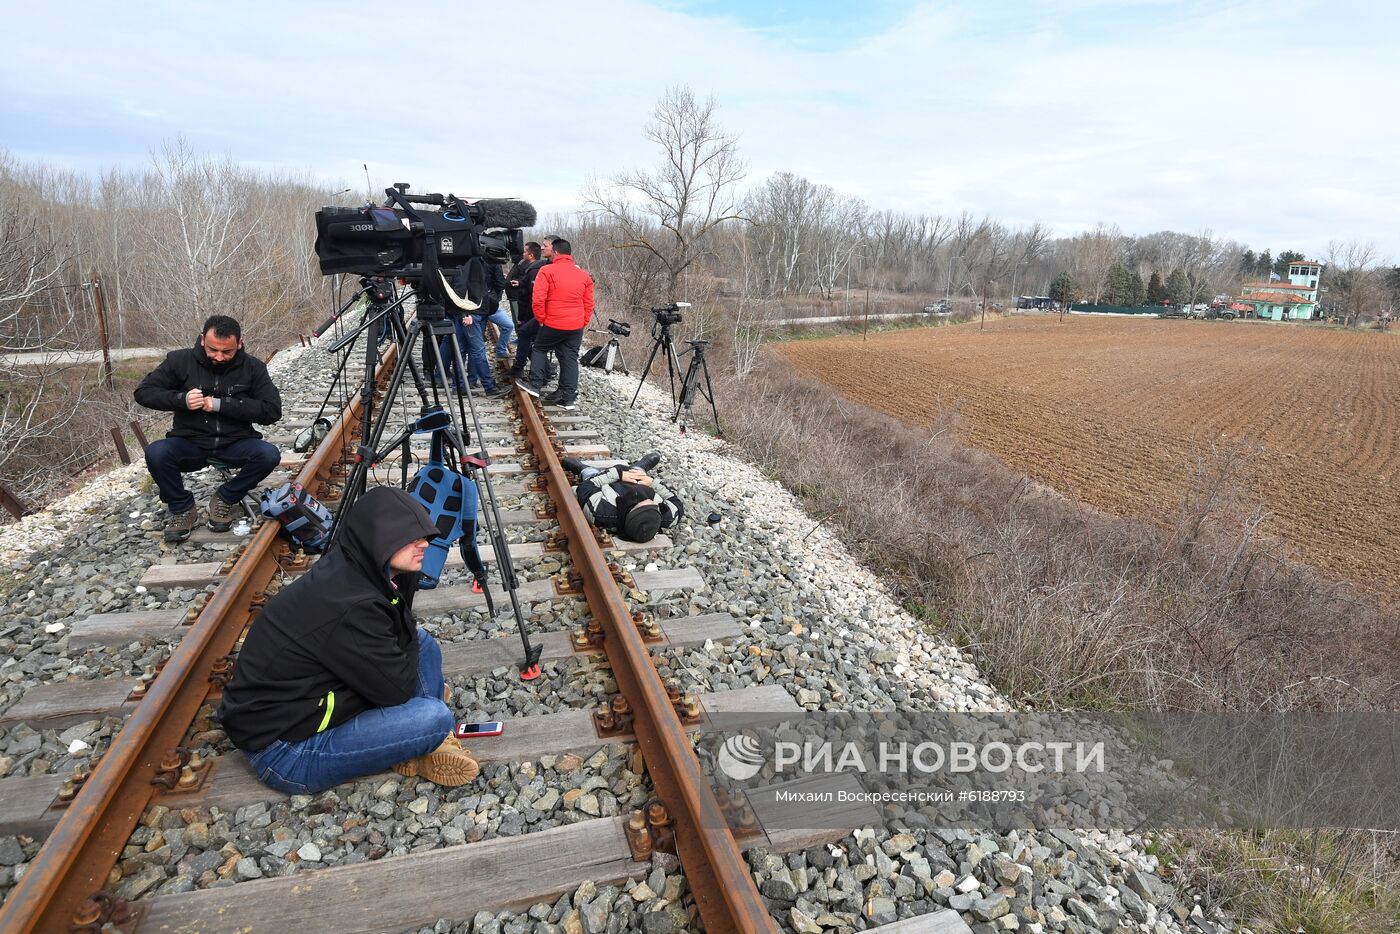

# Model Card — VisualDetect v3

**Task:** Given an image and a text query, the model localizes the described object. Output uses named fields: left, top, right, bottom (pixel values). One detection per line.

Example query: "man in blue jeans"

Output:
left=134, top=315, right=283, bottom=542
left=437, top=263, right=511, bottom=397
left=217, top=488, right=480, bottom=792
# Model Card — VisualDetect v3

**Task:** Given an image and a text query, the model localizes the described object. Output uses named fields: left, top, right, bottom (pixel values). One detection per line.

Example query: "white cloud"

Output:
left=1, top=0, right=1395, bottom=258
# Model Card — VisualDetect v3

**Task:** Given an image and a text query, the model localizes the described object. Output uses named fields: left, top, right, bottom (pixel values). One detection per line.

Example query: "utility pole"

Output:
left=89, top=276, right=115, bottom=391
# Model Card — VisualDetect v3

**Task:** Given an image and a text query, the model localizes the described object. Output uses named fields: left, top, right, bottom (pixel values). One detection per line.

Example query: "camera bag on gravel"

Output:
left=259, top=482, right=334, bottom=554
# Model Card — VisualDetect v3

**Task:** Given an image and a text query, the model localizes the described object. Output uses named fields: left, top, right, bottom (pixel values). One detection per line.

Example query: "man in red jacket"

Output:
left=517, top=238, right=594, bottom=410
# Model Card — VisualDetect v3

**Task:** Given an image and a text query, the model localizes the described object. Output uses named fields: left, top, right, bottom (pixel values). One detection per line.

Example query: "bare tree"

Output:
left=0, top=185, right=85, bottom=494
left=1069, top=223, right=1125, bottom=304
left=584, top=86, right=747, bottom=303
left=1325, top=240, right=1384, bottom=327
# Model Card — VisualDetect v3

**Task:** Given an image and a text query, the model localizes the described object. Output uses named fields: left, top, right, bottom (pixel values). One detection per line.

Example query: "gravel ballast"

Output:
left=0, top=341, right=1237, bottom=931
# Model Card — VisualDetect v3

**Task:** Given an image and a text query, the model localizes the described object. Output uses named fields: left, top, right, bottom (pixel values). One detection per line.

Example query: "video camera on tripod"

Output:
left=314, top=184, right=536, bottom=316
left=650, top=302, right=689, bottom=329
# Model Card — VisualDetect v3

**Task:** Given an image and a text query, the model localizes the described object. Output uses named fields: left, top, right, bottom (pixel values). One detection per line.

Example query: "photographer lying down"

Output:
left=217, top=488, right=479, bottom=793
left=561, top=452, right=683, bottom=543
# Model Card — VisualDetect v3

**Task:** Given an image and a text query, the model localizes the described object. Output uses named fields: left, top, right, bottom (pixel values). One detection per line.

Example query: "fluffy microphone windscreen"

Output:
left=474, top=199, right=537, bottom=229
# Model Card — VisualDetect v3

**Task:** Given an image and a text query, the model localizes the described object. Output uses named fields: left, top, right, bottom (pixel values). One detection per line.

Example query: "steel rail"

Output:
left=0, top=345, right=395, bottom=933
left=516, top=397, right=778, bottom=934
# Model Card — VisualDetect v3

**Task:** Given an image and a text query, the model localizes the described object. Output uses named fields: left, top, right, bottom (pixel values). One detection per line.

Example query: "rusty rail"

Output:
left=0, top=346, right=395, bottom=933
left=516, top=396, right=778, bottom=934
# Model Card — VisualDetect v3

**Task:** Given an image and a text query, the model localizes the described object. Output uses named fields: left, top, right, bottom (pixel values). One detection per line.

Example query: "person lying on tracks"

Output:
left=133, top=314, right=283, bottom=543
left=217, top=487, right=480, bottom=793
left=560, top=451, right=683, bottom=543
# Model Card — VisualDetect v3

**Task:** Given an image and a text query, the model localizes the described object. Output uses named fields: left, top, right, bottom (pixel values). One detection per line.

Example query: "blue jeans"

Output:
left=244, top=632, right=453, bottom=795
left=485, top=308, right=514, bottom=358
left=144, top=436, right=280, bottom=514
left=439, top=316, right=495, bottom=391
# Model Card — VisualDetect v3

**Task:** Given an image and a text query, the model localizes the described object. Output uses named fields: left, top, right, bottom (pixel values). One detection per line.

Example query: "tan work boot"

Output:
left=163, top=506, right=199, bottom=543
left=391, top=734, right=479, bottom=786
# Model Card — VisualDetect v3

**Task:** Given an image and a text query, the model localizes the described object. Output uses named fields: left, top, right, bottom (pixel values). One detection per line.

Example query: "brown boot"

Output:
left=392, top=735, right=479, bottom=786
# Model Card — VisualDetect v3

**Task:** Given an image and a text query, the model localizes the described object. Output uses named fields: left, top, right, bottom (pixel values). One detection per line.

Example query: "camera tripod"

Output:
left=674, top=339, right=720, bottom=436
left=629, top=319, right=684, bottom=410
left=330, top=294, right=543, bottom=678
left=584, top=330, right=630, bottom=374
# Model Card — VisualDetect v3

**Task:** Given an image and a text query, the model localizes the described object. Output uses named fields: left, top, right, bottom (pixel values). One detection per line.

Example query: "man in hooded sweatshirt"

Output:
left=217, top=487, right=480, bottom=793
left=134, top=315, right=283, bottom=543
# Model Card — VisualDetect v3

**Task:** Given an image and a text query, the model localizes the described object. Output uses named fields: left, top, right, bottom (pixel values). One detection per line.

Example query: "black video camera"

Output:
left=314, top=185, right=536, bottom=278
left=607, top=319, right=632, bottom=337
left=651, top=302, right=690, bottom=327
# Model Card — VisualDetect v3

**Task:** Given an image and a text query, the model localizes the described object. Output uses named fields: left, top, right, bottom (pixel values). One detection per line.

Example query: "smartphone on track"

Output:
left=454, top=721, right=504, bottom=738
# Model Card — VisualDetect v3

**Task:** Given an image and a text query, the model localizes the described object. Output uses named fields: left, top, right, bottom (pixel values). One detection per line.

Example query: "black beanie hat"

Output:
left=622, top=502, right=663, bottom=542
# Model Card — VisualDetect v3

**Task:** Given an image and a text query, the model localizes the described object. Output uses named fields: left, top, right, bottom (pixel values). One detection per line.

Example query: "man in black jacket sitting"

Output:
left=134, top=315, right=283, bottom=542
left=217, top=487, right=479, bottom=793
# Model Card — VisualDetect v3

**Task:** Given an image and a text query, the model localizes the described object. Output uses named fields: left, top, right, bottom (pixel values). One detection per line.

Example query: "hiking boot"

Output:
left=543, top=390, right=567, bottom=404
left=207, top=492, right=238, bottom=533
left=163, top=506, right=199, bottom=543
left=631, top=451, right=662, bottom=472
left=560, top=456, right=587, bottom=475
left=391, top=734, right=479, bottom=786
left=507, top=366, right=524, bottom=380
left=518, top=381, right=542, bottom=400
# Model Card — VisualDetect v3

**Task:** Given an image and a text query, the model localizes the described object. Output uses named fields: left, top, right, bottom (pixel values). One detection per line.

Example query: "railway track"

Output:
left=0, top=338, right=974, bottom=933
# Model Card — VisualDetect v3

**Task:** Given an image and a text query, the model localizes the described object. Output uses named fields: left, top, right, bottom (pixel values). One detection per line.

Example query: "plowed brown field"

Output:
left=778, top=316, right=1400, bottom=599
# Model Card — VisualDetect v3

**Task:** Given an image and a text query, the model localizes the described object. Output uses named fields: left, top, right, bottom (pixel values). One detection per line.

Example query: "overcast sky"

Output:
left=3, top=0, right=1395, bottom=260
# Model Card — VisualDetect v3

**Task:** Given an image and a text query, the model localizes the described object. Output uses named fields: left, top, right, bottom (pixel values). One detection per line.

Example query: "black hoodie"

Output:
left=133, top=343, right=282, bottom=453
left=217, top=488, right=440, bottom=752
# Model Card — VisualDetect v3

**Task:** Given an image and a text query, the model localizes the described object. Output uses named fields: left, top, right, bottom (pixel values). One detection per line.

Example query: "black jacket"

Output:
left=217, top=488, right=440, bottom=752
left=577, top=463, right=684, bottom=536
left=517, top=258, right=549, bottom=323
left=133, top=343, right=282, bottom=453
left=505, top=258, right=531, bottom=301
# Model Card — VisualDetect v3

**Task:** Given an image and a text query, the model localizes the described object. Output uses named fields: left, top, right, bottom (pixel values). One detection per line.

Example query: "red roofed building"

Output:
left=1237, top=260, right=1324, bottom=320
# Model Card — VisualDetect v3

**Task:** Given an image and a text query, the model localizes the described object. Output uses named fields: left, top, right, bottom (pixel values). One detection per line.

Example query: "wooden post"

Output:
left=129, top=420, right=150, bottom=451
left=91, top=276, right=115, bottom=391
left=0, top=481, right=30, bottom=520
left=110, top=427, right=131, bottom=465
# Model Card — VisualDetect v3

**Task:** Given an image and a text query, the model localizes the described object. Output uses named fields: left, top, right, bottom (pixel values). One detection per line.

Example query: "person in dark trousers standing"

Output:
left=507, top=241, right=551, bottom=381
left=134, top=315, right=283, bottom=542
left=217, top=487, right=480, bottom=793
left=437, top=264, right=509, bottom=398
left=517, top=238, right=594, bottom=409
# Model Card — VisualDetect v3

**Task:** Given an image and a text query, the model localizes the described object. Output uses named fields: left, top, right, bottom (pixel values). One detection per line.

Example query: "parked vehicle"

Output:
left=923, top=301, right=951, bottom=314
left=1160, top=306, right=1189, bottom=319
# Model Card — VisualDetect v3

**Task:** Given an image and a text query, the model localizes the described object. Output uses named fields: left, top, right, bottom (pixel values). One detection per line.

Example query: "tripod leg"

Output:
left=629, top=336, right=666, bottom=407
left=664, top=336, right=683, bottom=410
left=331, top=322, right=423, bottom=546
left=698, top=353, right=721, bottom=435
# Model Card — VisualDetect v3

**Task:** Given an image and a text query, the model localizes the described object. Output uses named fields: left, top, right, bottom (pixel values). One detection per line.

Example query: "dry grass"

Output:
left=715, top=354, right=1400, bottom=712
left=684, top=310, right=1400, bottom=930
